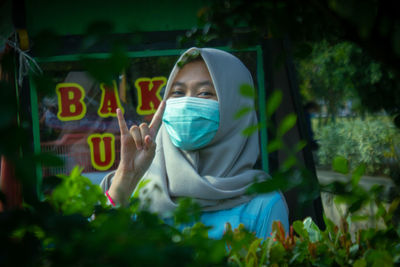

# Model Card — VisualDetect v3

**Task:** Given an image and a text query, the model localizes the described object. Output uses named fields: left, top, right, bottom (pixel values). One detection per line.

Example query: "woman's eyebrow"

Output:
left=171, top=81, right=186, bottom=87
left=196, top=81, right=214, bottom=87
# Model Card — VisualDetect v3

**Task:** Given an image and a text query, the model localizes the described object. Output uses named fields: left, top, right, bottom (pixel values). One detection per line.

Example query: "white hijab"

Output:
left=135, top=47, right=269, bottom=215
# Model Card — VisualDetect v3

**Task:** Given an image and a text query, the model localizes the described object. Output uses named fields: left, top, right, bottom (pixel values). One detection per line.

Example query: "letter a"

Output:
left=98, top=80, right=124, bottom=118
left=56, top=83, right=86, bottom=121
left=87, top=133, right=115, bottom=171
left=135, top=77, right=166, bottom=115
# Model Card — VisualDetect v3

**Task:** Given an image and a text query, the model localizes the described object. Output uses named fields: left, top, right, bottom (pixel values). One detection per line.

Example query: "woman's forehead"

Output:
left=173, top=60, right=213, bottom=84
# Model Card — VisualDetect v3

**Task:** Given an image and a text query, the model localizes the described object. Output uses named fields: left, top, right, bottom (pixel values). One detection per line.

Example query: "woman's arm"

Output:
left=107, top=102, right=165, bottom=206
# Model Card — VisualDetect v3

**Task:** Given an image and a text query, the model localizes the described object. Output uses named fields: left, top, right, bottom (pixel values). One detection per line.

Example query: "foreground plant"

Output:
left=2, top=156, right=399, bottom=266
left=222, top=157, right=400, bottom=267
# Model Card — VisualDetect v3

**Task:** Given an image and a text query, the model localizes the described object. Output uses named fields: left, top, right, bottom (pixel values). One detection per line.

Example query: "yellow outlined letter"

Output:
left=98, top=80, right=125, bottom=117
left=56, top=83, right=87, bottom=121
left=135, top=77, right=166, bottom=115
left=87, top=133, right=115, bottom=171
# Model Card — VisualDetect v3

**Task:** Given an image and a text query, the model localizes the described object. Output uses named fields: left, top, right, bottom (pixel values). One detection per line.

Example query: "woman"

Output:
left=101, top=47, right=289, bottom=239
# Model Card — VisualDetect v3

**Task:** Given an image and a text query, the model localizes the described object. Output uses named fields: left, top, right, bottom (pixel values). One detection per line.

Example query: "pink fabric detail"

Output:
left=105, top=190, right=116, bottom=207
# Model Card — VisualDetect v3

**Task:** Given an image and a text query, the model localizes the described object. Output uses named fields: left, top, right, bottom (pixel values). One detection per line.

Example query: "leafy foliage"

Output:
left=238, top=86, right=322, bottom=221
left=1, top=167, right=228, bottom=266
left=48, top=166, right=106, bottom=217
left=3, top=161, right=399, bottom=266
left=1, top=68, right=395, bottom=265
left=1, top=11, right=399, bottom=265
left=297, top=41, right=358, bottom=117
left=0, top=33, right=228, bottom=266
left=186, top=0, right=400, bottom=126
left=296, top=40, right=398, bottom=120
left=316, top=117, right=400, bottom=176
left=224, top=163, right=400, bottom=267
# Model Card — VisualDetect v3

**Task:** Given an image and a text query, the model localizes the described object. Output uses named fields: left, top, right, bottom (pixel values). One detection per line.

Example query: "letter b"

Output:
left=56, top=83, right=87, bottom=121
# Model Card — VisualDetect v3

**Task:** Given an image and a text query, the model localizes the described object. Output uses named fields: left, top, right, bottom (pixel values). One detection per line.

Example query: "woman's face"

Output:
left=167, top=60, right=218, bottom=101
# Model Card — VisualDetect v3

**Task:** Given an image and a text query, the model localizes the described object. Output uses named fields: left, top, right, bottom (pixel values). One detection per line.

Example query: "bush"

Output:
left=316, top=117, right=400, bottom=176
left=1, top=168, right=228, bottom=266
left=227, top=158, right=400, bottom=266
left=2, top=163, right=400, bottom=266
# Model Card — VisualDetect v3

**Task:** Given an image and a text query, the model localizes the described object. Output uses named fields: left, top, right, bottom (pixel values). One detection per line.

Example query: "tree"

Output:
left=297, top=41, right=356, bottom=120
left=296, top=40, right=394, bottom=120
left=190, top=0, right=400, bottom=127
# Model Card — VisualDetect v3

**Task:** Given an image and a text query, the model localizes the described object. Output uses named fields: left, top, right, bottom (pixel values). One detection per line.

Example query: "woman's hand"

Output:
left=108, top=101, right=166, bottom=206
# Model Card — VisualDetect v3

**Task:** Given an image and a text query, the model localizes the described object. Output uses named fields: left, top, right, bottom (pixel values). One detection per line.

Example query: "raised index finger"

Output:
left=116, top=108, right=129, bottom=135
left=149, top=100, right=166, bottom=138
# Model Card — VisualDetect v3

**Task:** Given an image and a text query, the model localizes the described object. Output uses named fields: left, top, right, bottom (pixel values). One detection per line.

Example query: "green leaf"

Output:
left=80, top=45, right=129, bottom=84
left=177, top=61, right=185, bottom=68
left=246, top=257, right=255, bottom=267
left=245, top=239, right=262, bottom=265
left=49, top=166, right=106, bottom=216
left=269, top=242, right=285, bottom=263
left=277, top=113, right=297, bottom=137
left=34, top=152, right=64, bottom=167
left=239, top=84, right=255, bottom=98
left=332, top=156, right=349, bottom=174
left=267, top=139, right=283, bottom=153
left=132, top=179, right=151, bottom=198
left=303, top=217, right=321, bottom=242
left=207, top=239, right=226, bottom=263
left=365, top=249, right=393, bottom=267
left=266, top=90, right=282, bottom=117
left=351, top=163, right=366, bottom=187
left=293, top=220, right=309, bottom=239
left=353, top=259, right=367, bottom=267
left=387, top=198, right=400, bottom=219
left=348, top=198, right=367, bottom=213
left=322, top=214, right=335, bottom=234
left=282, top=155, right=297, bottom=170
left=173, top=198, right=201, bottom=224
left=234, top=106, right=253, bottom=119
left=351, top=215, right=370, bottom=222
left=333, top=195, right=353, bottom=209
left=81, top=58, right=114, bottom=84
left=376, top=202, right=386, bottom=218
left=294, top=140, right=307, bottom=152
left=242, top=124, right=260, bottom=136
left=70, top=165, right=84, bottom=179
left=259, top=237, right=271, bottom=265
left=247, top=177, right=289, bottom=194
left=349, top=244, right=359, bottom=256
left=227, top=254, right=242, bottom=267
left=248, top=238, right=262, bottom=255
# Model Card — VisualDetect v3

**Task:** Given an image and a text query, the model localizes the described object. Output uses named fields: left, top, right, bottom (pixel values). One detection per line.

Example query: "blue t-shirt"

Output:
left=169, top=192, right=289, bottom=239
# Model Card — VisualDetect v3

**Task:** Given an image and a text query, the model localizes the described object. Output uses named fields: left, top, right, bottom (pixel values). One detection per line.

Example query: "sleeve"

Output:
left=99, top=170, right=116, bottom=193
left=100, top=171, right=116, bottom=207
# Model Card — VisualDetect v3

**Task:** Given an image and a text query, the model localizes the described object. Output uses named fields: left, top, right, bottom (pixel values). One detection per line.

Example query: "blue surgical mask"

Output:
left=162, top=97, right=220, bottom=150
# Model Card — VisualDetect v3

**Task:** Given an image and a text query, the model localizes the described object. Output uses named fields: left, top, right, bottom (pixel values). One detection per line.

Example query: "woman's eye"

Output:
left=198, top=91, right=214, bottom=97
left=170, top=90, right=185, bottom=97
